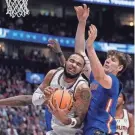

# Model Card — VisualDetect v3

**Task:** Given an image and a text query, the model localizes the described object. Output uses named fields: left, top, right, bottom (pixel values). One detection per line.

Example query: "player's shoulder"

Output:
left=77, top=82, right=90, bottom=91
left=108, top=73, right=118, bottom=80
left=74, top=82, right=91, bottom=101
left=128, top=112, right=134, bottom=120
left=108, top=73, right=120, bottom=88
left=47, top=69, right=57, bottom=76
left=47, top=67, right=63, bottom=76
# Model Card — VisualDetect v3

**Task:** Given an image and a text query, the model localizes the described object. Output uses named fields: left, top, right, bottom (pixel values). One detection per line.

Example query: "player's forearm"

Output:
left=57, top=53, right=66, bottom=67
left=32, top=87, right=46, bottom=106
left=75, top=21, right=86, bottom=54
left=0, top=95, right=32, bottom=106
left=129, top=127, right=134, bottom=135
left=87, top=46, right=106, bottom=80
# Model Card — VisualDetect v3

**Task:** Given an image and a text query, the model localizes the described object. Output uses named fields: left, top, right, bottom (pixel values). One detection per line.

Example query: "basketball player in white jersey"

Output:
left=32, top=53, right=91, bottom=135
left=115, top=92, right=134, bottom=135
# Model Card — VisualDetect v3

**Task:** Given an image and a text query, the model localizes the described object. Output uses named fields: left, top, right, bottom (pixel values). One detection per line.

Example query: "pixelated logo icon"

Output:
left=5, top=0, right=30, bottom=18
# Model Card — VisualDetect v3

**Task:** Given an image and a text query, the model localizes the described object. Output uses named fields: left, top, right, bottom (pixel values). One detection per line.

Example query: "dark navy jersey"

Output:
left=83, top=72, right=121, bottom=134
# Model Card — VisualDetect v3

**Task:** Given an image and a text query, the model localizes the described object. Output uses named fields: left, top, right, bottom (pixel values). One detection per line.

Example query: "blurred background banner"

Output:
left=0, top=28, right=134, bottom=54
left=26, top=72, right=45, bottom=84
left=74, top=0, right=135, bottom=8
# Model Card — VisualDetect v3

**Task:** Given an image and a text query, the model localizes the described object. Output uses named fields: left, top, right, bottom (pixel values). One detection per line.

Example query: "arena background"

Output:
left=0, top=0, right=134, bottom=134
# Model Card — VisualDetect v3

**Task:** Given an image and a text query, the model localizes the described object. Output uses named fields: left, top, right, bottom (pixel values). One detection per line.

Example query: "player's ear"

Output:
left=82, top=67, right=85, bottom=74
left=118, top=65, right=123, bottom=72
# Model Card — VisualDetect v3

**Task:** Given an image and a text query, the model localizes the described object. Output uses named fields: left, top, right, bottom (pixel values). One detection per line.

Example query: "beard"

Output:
left=64, top=65, right=81, bottom=79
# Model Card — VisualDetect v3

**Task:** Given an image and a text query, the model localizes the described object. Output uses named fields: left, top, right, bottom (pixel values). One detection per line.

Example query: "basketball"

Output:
left=51, top=89, right=73, bottom=111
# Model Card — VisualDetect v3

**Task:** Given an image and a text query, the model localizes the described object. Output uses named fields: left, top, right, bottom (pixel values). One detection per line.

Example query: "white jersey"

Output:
left=115, top=109, right=129, bottom=135
left=48, top=68, right=88, bottom=135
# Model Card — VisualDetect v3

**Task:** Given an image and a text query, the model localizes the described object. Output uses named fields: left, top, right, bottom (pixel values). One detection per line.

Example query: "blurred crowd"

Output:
left=0, top=48, right=47, bottom=63
left=0, top=64, right=48, bottom=135
left=0, top=12, right=134, bottom=44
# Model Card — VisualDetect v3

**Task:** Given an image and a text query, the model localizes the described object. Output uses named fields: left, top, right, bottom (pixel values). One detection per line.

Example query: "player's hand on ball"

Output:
left=74, top=4, right=90, bottom=22
left=86, top=24, right=97, bottom=49
left=47, top=99, right=70, bottom=125
left=44, top=86, right=56, bottom=101
left=47, top=39, right=62, bottom=53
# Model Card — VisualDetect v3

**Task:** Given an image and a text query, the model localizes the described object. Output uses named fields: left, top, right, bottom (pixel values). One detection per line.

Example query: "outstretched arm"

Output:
left=74, top=4, right=91, bottom=78
left=86, top=25, right=112, bottom=89
left=32, top=69, right=57, bottom=106
left=0, top=95, right=32, bottom=106
left=48, top=40, right=66, bottom=67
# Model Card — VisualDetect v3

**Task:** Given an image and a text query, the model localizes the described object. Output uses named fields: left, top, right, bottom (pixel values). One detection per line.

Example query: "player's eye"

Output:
left=77, top=63, right=82, bottom=67
left=69, top=59, right=74, bottom=63
left=111, top=58, right=116, bottom=62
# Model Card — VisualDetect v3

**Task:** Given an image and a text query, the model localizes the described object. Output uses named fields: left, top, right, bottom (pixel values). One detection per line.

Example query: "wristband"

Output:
left=66, top=118, right=77, bottom=128
left=57, top=52, right=63, bottom=57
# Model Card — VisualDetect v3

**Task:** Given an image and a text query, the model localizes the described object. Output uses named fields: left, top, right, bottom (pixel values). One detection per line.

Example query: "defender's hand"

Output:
left=47, top=39, right=62, bottom=53
left=86, top=24, right=97, bottom=49
left=74, top=4, right=90, bottom=22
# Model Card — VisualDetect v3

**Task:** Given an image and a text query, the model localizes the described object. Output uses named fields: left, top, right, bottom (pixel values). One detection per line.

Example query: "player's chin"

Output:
left=104, top=68, right=109, bottom=73
left=67, top=70, right=76, bottom=75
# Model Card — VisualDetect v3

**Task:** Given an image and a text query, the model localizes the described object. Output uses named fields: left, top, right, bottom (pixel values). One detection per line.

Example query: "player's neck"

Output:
left=63, top=75, right=77, bottom=83
left=115, top=106, right=124, bottom=118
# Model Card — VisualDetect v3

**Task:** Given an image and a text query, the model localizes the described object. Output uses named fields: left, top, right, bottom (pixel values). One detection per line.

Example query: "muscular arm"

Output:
left=39, top=69, right=57, bottom=91
left=87, top=25, right=112, bottom=89
left=75, top=21, right=86, bottom=55
left=48, top=39, right=66, bottom=67
left=87, top=46, right=112, bottom=89
left=73, top=83, right=91, bottom=127
left=74, top=5, right=91, bottom=78
left=47, top=82, right=91, bottom=127
left=128, top=113, right=134, bottom=135
left=56, top=52, right=66, bottom=67
left=32, top=69, right=57, bottom=106
left=75, top=20, right=91, bottom=79
left=0, top=95, right=32, bottom=106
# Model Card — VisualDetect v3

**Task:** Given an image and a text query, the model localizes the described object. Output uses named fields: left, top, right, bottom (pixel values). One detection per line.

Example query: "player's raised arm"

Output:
left=32, top=69, right=57, bottom=106
left=0, top=95, right=32, bottom=106
left=74, top=4, right=89, bottom=54
left=48, top=39, right=66, bottom=67
left=74, top=4, right=91, bottom=78
left=128, top=113, right=134, bottom=135
left=86, top=24, right=113, bottom=89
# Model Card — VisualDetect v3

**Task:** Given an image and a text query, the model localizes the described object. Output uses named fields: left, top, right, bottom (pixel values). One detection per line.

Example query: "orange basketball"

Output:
left=51, top=89, right=73, bottom=111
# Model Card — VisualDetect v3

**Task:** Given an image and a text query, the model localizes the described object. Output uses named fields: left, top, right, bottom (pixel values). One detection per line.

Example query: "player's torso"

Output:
left=50, top=68, right=87, bottom=135
left=115, top=109, right=129, bottom=135
left=84, top=73, right=120, bottom=134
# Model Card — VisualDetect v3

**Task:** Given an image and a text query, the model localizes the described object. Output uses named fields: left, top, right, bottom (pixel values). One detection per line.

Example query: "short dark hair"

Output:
left=107, top=50, right=132, bottom=75
left=69, top=53, right=86, bottom=67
